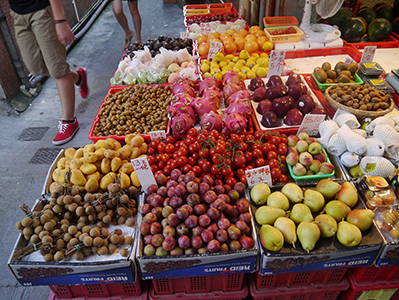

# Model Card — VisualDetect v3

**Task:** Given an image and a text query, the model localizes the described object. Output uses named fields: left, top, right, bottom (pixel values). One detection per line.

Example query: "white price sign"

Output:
left=200, top=23, right=212, bottom=35
left=245, top=166, right=272, bottom=188
left=344, top=57, right=355, bottom=66
left=131, top=157, right=157, bottom=192
left=149, top=130, right=167, bottom=141
left=267, top=50, right=286, bottom=80
left=297, top=114, right=326, bottom=137
left=180, top=32, right=190, bottom=40
left=360, top=46, right=377, bottom=63
left=207, top=40, right=223, bottom=61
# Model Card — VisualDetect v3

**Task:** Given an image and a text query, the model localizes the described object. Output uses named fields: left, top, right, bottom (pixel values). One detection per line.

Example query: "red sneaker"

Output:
left=52, top=118, right=80, bottom=145
left=76, top=68, right=89, bottom=99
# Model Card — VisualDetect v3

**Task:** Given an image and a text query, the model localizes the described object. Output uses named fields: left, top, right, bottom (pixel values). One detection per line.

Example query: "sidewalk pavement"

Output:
left=0, top=1, right=185, bottom=299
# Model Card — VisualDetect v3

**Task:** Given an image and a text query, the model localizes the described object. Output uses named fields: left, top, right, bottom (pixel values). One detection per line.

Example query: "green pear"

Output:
left=350, top=164, right=364, bottom=178
left=255, top=206, right=285, bottom=225
left=315, top=179, right=342, bottom=200
left=325, top=200, right=351, bottom=222
left=336, top=181, right=358, bottom=208
left=337, top=221, right=362, bottom=247
left=260, top=224, right=284, bottom=252
left=290, top=203, right=314, bottom=224
left=274, top=217, right=297, bottom=247
left=303, top=189, right=325, bottom=213
left=267, top=191, right=289, bottom=211
left=297, top=221, right=320, bottom=253
left=314, top=214, right=337, bottom=238
left=250, top=182, right=271, bottom=205
left=347, top=209, right=375, bottom=231
left=281, top=183, right=303, bottom=203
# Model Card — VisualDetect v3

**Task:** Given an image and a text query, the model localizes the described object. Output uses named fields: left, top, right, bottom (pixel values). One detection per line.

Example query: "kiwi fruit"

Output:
left=322, top=62, right=331, bottom=72
left=335, top=61, right=347, bottom=73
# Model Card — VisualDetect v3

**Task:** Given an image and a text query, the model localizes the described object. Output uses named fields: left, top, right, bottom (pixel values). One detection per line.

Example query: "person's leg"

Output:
left=127, top=0, right=142, bottom=43
left=112, top=0, right=133, bottom=48
left=55, top=74, right=75, bottom=121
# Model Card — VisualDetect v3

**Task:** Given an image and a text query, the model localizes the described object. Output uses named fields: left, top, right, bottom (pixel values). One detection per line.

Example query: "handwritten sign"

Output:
left=345, top=57, right=355, bottom=66
left=180, top=32, right=190, bottom=40
left=297, top=114, right=326, bottom=137
left=245, top=166, right=272, bottom=188
left=149, top=130, right=167, bottom=141
left=200, top=23, right=212, bottom=35
left=207, top=40, right=223, bottom=61
left=267, top=50, right=286, bottom=80
left=131, top=157, right=157, bottom=192
left=360, top=46, right=377, bottom=63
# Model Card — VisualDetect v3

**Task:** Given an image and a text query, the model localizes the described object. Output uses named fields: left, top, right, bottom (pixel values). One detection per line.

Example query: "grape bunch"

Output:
left=266, top=256, right=330, bottom=271
left=17, top=267, right=74, bottom=281
left=143, top=259, right=201, bottom=274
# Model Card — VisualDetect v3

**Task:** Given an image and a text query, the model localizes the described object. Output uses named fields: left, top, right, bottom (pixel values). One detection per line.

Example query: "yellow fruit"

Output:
left=241, top=66, right=251, bottom=74
left=203, top=72, right=212, bottom=78
left=101, top=158, right=111, bottom=174
left=219, top=61, right=228, bottom=68
left=252, top=65, right=260, bottom=74
left=256, top=67, right=268, bottom=77
left=238, top=72, right=247, bottom=79
left=233, top=67, right=242, bottom=73
left=85, top=178, right=99, bottom=193
left=232, top=56, right=240, bottom=63
left=120, top=163, right=134, bottom=174
left=221, top=69, right=229, bottom=75
left=130, top=171, right=141, bottom=187
left=247, top=70, right=257, bottom=79
left=80, top=163, right=97, bottom=175
left=70, top=169, right=87, bottom=186
left=214, top=73, right=223, bottom=80
left=249, top=25, right=261, bottom=34
left=119, top=172, right=131, bottom=190
left=200, top=64, right=210, bottom=73
left=236, top=59, right=246, bottom=66
left=260, top=52, right=269, bottom=58
left=245, top=60, right=256, bottom=68
left=111, top=157, right=122, bottom=172
left=100, top=172, right=116, bottom=190
left=225, top=54, right=235, bottom=61
left=214, top=52, right=225, bottom=62
left=262, top=41, right=274, bottom=51
left=258, top=58, right=270, bottom=67
left=74, top=148, right=84, bottom=158
left=239, top=50, right=250, bottom=60
left=202, top=59, right=210, bottom=65
left=245, top=34, right=257, bottom=41
left=251, top=53, right=260, bottom=59
left=65, top=148, right=76, bottom=159
left=222, top=65, right=231, bottom=71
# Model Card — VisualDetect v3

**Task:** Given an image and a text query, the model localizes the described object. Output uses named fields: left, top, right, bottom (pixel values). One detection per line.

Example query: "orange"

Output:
left=208, top=32, right=220, bottom=40
left=197, top=34, right=208, bottom=45
left=224, top=41, right=237, bottom=54
left=245, top=34, right=257, bottom=41
left=235, top=38, right=246, bottom=51
left=254, top=30, right=266, bottom=38
left=220, top=32, right=231, bottom=41
left=249, top=26, right=261, bottom=34
left=226, top=29, right=237, bottom=36
left=244, top=40, right=259, bottom=53
left=198, top=42, right=210, bottom=56
left=232, top=33, right=245, bottom=40
left=222, top=36, right=234, bottom=44
left=238, top=29, right=249, bottom=37
left=257, top=36, right=268, bottom=47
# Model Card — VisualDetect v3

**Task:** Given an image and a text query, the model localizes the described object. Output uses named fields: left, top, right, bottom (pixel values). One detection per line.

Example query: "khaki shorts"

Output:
left=11, top=6, right=70, bottom=78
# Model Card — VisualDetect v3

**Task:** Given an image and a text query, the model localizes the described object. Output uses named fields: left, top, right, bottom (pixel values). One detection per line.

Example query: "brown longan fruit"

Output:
left=120, top=194, right=129, bottom=204
left=63, top=195, right=73, bottom=205
left=23, top=227, right=33, bottom=237
left=125, top=218, right=135, bottom=227
left=97, top=211, right=106, bottom=220
left=39, top=230, right=49, bottom=239
left=57, top=196, right=64, bottom=205
left=124, top=236, right=133, bottom=245
left=83, top=249, right=92, bottom=256
left=69, top=238, right=79, bottom=246
left=84, top=193, right=94, bottom=202
left=93, top=237, right=103, bottom=247
left=52, top=229, right=62, bottom=238
left=44, top=221, right=54, bottom=232
left=77, top=222, right=86, bottom=231
left=42, top=235, right=53, bottom=244
left=74, top=251, right=85, bottom=260
left=110, top=234, right=120, bottom=244
left=108, top=243, right=117, bottom=254
left=73, top=194, right=82, bottom=204
left=63, top=233, right=73, bottom=243
left=118, top=216, right=126, bottom=225
left=95, top=205, right=103, bottom=213
left=117, top=207, right=127, bottom=216
left=34, top=225, right=43, bottom=235
left=82, top=226, right=92, bottom=233
left=30, top=234, right=40, bottom=244
left=90, top=227, right=101, bottom=237
left=21, top=217, right=33, bottom=227
left=120, top=248, right=128, bottom=257
left=78, top=216, right=89, bottom=224
left=64, top=211, right=73, bottom=220
left=44, top=210, right=54, bottom=218
left=102, top=215, right=112, bottom=224
left=79, top=233, right=89, bottom=242
left=44, top=253, right=54, bottom=262
left=76, top=206, right=85, bottom=217
left=15, top=221, right=23, bottom=231
left=83, top=236, right=93, bottom=247
left=85, top=206, right=94, bottom=215
left=114, top=229, right=122, bottom=235
left=32, top=218, right=40, bottom=227
left=40, top=214, right=51, bottom=224
left=98, top=246, right=108, bottom=255
left=88, top=214, right=97, bottom=222
left=119, top=235, right=125, bottom=245
left=54, top=251, right=65, bottom=261
left=106, top=209, right=114, bottom=217
left=60, top=218, right=70, bottom=226
left=68, top=225, right=78, bottom=235
left=61, top=224, right=69, bottom=233
left=71, top=186, right=80, bottom=196
left=56, top=239, right=66, bottom=250
left=68, top=203, right=78, bottom=212
left=100, top=227, right=109, bottom=236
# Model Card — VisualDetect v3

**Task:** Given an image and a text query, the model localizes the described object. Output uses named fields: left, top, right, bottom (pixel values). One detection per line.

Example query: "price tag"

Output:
left=180, top=32, right=190, bottom=40
left=207, top=40, right=223, bottom=61
left=149, top=130, right=166, bottom=141
left=360, top=46, right=377, bottom=63
left=200, top=23, right=212, bottom=35
left=245, top=166, right=272, bottom=188
left=345, top=57, right=355, bottom=66
left=297, top=114, right=326, bottom=137
left=131, top=157, right=157, bottom=192
left=266, top=50, right=286, bottom=80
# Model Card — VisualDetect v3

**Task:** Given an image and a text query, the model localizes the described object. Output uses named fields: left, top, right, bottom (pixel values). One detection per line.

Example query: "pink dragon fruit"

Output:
left=191, top=97, right=217, bottom=118
left=200, top=111, right=223, bottom=132
left=173, top=82, right=196, bottom=97
left=167, top=102, right=195, bottom=120
left=199, top=77, right=217, bottom=95
left=224, top=98, right=252, bottom=118
left=228, top=90, right=253, bottom=103
left=171, top=114, right=195, bottom=136
left=223, top=69, right=241, bottom=85
left=224, top=113, right=248, bottom=134
left=203, top=87, right=222, bottom=109
left=223, top=82, right=244, bottom=104
left=170, top=92, right=194, bottom=105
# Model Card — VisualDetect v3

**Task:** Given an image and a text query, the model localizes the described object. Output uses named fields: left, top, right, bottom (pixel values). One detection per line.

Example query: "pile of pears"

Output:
left=250, top=179, right=375, bottom=253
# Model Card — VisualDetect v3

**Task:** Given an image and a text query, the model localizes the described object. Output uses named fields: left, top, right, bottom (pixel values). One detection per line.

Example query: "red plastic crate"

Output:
left=249, top=274, right=349, bottom=300
left=263, top=16, right=299, bottom=28
left=209, top=3, right=234, bottom=13
left=48, top=279, right=143, bottom=299
left=340, top=273, right=399, bottom=300
left=151, top=273, right=244, bottom=295
left=149, top=277, right=248, bottom=300
left=349, top=265, right=399, bottom=282
left=343, top=35, right=399, bottom=50
left=285, top=46, right=362, bottom=63
left=255, top=268, right=349, bottom=289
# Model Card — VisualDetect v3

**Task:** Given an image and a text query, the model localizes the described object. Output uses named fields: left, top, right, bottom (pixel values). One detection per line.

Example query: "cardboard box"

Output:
left=250, top=183, right=384, bottom=275
left=136, top=195, right=258, bottom=280
left=8, top=200, right=138, bottom=286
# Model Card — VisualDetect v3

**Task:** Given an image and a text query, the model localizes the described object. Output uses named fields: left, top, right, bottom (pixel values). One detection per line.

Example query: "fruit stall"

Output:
left=7, top=1, right=399, bottom=300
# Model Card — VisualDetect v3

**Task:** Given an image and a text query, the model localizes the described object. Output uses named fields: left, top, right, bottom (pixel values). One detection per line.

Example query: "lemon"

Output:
left=233, top=67, right=242, bottom=74
left=225, top=54, right=235, bottom=61
left=202, top=59, right=211, bottom=65
left=221, top=69, right=230, bottom=75
left=239, top=49, right=250, bottom=60
left=262, top=41, right=273, bottom=51
left=225, top=58, right=231, bottom=64
left=251, top=53, right=260, bottom=59
left=214, top=52, right=225, bottom=62
left=247, top=70, right=257, bottom=79
left=232, top=56, right=240, bottom=63
left=222, top=65, right=231, bottom=71
left=256, top=67, right=268, bottom=77
left=246, top=60, right=256, bottom=68
left=214, top=73, right=223, bottom=80
left=260, top=53, right=269, bottom=58
left=228, top=62, right=236, bottom=68
left=258, top=58, right=269, bottom=67
left=241, top=66, right=251, bottom=74
left=200, top=64, right=210, bottom=73
left=238, top=72, right=247, bottom=79
left=203, top=72, right=212, bottom=78
left=210, top=61, right=219, bottom=69
left=219, top=61, right=227, bottom=68
left=236, top=59, right=246, bottom=66
left=252, top=65, right=260, bottom=74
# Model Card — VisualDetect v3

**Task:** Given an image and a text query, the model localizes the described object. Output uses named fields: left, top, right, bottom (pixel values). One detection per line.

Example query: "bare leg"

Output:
left=112, top=0, right=133, bottom=48
left=55, top=73, right=75, bottom=121
left=128, top=0, right=142, bottom=43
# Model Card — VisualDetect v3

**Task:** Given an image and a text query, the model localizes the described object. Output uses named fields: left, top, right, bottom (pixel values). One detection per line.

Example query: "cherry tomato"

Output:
left=237, top=142, right=248, bottom=152
left=161, top=153, right=170, bottom=162
left=280, top=135, right=288, bottom=144
left=252, top=143, right=262, bottom=151
left=201, top=161, right=212, bottom=172
left=215, top=144, right=226, bottom=154
left=224, top=158, right=232, bottom=166
left=184, top=136, right=195, bottom=146
left=245, top=151, right=253, bottom=162
left=263, top=132, right=272, bottom=141
left=154, top=170, right=163, bottom=179
left=177, top=156, right=188, bottom=167
left=271, top=167, right=282, bottom=179
left=157, top=142, right=166, bottom=153
left=267, top=151, right=278, bottom=160
left=158, top=161, right=166, bottom=169
left=165, top=136, right=175, bottom=144
left=235, top=168, right=245, bottom=178
left=177, top=147, right=188, bottom=157
left=278, top=174, right=288, bottom=183
left=261, top=143, right=274, bottom=154
left=151, top=165, right=159, bottom=173
left=188, top=128, right=197, bottom=137
left=230, top=134, right=243, bottom=144
left=189, top=141, right=201, bottom=152
left=169, top=160, right=178, bottom=170
left=209, top=148, right=216, bottom=156
left=150, top=139, right=160, bottom=148
left=188, top=157, right=196, bottom=166
left=147, top=147, right=156, bottom=156
left=240, top=174, right=248, bottom=185
left=211, top=154, right=222, bottom=164
left=254, top=131, right=263, bottom=140
left=210, top=130, right=220, bottom=139
left=182, top=164, right=192, bottom=173
left=234, top=152, right=246, bottom=168
left=163, top=166, right=172, bottom=176
left=191, top=152, right=199, bottom=160
left=252, top=148, right=263, bottom=159
left=244, top=135, right=255, bottom=142
left=244, top=165, right=254, bottom=171
left=270, top=136, right=281, bottom=145
left=192, top=165, right=202, bottom=176
left=211, top=164, right=220, bottom=175
left=269, top=158, right=280, bottom=169
left=256, top=158, right=266, bottom=167
left=147, top=156, right=157, bottom=165
left=196, top=133, right=207, bottom=143
left=279, top=155, right=286, bottom=164
left=175, top=140, right=183, bottom=148
left=226, top=176, right=237, bottom=187
left=277, top=144, right=287, bottom=155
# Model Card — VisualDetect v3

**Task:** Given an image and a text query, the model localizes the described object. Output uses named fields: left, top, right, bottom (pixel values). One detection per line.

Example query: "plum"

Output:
left=284, top=108, right=304, bottom=126
left=261, top=111, right=280, bottom=128
left=286, top=73, right=302, bottom=86
left=256, top=99, right=272, bottom=115
left=248, top=76, right=265, bottom=91
left=272, top=97, right=291, bottom=118
left=267, top=75, right=283, bottom=87
left=287, top=83, right=304, bottom=101
left=253, top=86, right=267, bottom=102
left=296, top=94, right=315, bottom=115
left=266, top=85, right=287, bottom=101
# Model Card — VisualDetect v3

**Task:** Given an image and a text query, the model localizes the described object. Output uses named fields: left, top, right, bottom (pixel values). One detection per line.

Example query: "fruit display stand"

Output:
left=343, top=35, right=399, bottom=50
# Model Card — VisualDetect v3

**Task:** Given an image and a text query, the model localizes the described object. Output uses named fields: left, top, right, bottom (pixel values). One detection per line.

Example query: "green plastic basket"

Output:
left=312, top=72, right=363, bottom=92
